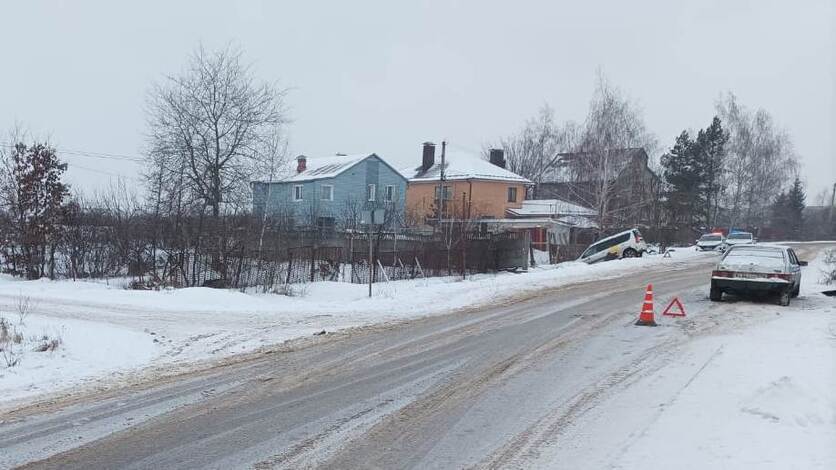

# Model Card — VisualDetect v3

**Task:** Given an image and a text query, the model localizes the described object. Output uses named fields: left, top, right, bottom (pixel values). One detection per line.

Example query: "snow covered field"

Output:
left=0, top=248, right=712, bottom=407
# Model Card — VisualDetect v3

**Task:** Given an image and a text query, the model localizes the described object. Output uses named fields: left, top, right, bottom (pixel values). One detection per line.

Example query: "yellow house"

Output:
left=402, top=143, right=532, bottom=224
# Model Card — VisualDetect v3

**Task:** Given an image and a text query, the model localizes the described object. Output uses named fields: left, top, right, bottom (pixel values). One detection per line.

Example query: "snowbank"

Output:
left=0, top=315, right=155, bottom=404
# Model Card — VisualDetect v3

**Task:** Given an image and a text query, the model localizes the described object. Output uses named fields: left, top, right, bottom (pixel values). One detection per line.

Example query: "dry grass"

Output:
left=16, top=294, right=35, bottom=326
left=0, top=313, right=64, bottom=367
left=822, top=248, right=836, bottom=285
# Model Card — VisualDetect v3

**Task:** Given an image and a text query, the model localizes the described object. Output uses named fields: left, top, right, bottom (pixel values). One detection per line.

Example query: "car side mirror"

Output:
left=798, top=260, right=808, bottom=266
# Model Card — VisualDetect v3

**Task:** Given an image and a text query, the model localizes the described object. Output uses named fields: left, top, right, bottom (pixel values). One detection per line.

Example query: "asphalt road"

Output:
left=2, top=246, right=823, bottom=469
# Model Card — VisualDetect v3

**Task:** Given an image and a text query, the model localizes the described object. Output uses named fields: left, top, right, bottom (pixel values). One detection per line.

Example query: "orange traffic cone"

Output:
left=635, top=283, right=657, bottom=326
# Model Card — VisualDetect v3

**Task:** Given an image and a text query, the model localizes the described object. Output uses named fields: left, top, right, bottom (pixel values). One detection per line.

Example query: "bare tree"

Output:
left=563, top=73, right=657, bottom=233
left=716, top=93, right=797, bottom=230
left=254, top=130, right=289, bottom=262
left=145, top=44, right=288, bottom=218
left=485, top=104, right=570, bottom=196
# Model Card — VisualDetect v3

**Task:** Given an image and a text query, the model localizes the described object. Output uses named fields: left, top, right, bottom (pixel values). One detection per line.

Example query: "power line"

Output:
left=66, top=162, right=142, bottom=181
left=0, top=142, right=146, bottom=163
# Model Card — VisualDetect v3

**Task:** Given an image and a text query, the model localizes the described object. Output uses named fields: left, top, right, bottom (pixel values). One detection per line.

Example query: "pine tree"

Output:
left=661, top=131, right=702, bottom=227
left=786, top=178, right=805, bottom=239
left=695, top=117, right=728, bottom=227
left=771, top=191, right=790, bottom=238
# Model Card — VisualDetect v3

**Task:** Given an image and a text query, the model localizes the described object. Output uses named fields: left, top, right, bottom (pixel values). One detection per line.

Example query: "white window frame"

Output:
left=384, top=185, right=395, bottom=202
left=367, top=184, right=376, bottom=202
left=293, top=184, right=304, bottom=202
left=320, top=184, right=334, bottom=201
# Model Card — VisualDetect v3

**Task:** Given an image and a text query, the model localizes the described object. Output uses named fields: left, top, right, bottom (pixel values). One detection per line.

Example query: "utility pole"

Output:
left=829, top=181, right=836, bottom=231
left=440, top=141, right=447, bottom=219
left=368, top=223, right=373, bottom=298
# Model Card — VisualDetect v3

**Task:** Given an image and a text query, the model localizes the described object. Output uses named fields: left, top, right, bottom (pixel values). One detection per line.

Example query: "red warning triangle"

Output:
left=662, top=297, right=686, bottom=317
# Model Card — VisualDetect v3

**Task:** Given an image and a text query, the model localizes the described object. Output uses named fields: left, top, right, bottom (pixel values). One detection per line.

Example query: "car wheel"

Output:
left=709, top=282, right=723, bottom=301
left=622, top=248, right=638, bottom=258
left=778, top=290, right=791, bottom=307
left=791, top=283, right=800, bottom=298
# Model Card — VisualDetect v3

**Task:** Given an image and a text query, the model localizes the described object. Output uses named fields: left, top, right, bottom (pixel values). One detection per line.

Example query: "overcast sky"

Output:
left=1, top=0, right=833, bottom=200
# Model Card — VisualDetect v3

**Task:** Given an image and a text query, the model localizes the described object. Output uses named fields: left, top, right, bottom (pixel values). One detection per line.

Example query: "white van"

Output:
left=578, top=229, right=648, bottom=264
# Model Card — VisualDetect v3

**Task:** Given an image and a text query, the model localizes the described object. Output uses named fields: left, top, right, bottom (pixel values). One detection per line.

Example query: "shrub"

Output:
left=33, top=335, right=62, bottom=352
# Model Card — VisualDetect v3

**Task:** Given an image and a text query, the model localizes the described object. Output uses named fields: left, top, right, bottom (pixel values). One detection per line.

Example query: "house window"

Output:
left=293, top=185, right=304, bottom=201
left=507, top=187, right=518, bottom=203
left=320, top=185, right=334, bottom=201
left=384, top=185, right=395, bottom=202
left=317, top=217, right=335, bottom=231
left=367, top=184, right=376, bottom=202
left=434, top=185, right=452, bottom=201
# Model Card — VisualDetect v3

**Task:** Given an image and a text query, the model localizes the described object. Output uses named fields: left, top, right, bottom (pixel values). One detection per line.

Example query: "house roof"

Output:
left=543, top=147, right=649, bottom=183
left=506, top=198, right=596, bottom=218
left=402, top=150, right=532, bottom=184
left=252, top=153, right=390, bottom=184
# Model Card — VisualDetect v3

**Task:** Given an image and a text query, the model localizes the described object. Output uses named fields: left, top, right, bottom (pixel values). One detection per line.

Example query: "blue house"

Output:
left=251, top=153, right=408, bottom=229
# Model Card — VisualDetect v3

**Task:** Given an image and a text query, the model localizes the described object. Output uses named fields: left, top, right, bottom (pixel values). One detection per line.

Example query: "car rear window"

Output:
left=726, top=248, right=782, bottom=259
left=728, top=233, right=752, bottom=239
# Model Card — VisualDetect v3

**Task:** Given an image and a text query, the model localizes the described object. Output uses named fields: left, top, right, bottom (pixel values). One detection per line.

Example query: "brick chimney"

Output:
left=489, top=148, right=505, bottom=168
left=296, top=155, right=307, bottom=173
left=421, top=142, right=436, bottom=172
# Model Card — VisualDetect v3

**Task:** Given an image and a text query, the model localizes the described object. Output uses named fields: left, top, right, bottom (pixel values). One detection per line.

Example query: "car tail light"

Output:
left=768, top=273, right=791, bottom=281
left=634, top=232, right=642, bottom=243
left=712, top=270, right=732, bottom=278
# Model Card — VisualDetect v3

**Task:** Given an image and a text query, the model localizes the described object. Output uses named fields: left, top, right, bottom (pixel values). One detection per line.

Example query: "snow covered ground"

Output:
left=528, top=246, right=836, bottom=469
left=0, top=248, right=712, bottom=407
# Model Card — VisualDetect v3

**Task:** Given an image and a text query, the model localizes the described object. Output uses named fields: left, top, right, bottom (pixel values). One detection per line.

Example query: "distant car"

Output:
left=723, top=231, right=755, bottom=249
left=579, top=229, right=648, bottom=264
left=696, top=233, right=725, bottom=251
left=710, top=244, right=806, bottom=306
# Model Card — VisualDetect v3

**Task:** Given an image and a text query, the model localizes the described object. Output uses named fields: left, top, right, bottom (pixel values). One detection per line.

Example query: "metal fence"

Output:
left=160, top=228, right=530, bottom=290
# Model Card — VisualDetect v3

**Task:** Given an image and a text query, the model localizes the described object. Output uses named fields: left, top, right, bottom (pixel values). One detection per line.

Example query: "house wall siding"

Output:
left=406, top=180, right=527, bottom=221
left=253, top=155, right=407, bottom=227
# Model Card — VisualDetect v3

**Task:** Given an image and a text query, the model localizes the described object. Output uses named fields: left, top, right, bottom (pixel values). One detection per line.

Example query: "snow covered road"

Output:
left=0, top=247, right=711, bottom=407
left=1, top=243, right=833, bottom=469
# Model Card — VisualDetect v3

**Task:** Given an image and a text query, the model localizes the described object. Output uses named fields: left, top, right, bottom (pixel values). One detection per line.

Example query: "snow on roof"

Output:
left=507, top=199, right=596, bottom=218
left=402, top=149, right=532, bottom=184
left=253, top=154, right=372, bottom=183
left=482, top=218, right=573, bottom=229
left=556, top=215, right=599, bottom=229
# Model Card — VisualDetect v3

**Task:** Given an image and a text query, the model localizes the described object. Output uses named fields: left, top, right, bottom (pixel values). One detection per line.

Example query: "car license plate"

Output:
left=734, top=272, right=760, bottom=279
